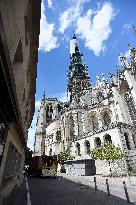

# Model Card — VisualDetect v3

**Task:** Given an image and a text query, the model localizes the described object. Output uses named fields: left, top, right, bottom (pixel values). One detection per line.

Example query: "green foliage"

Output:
left=58, top=150, right=74, bottom=163
left=90, top=143, right=123, bottom=163
left=128, top=171, right=136, bottom=176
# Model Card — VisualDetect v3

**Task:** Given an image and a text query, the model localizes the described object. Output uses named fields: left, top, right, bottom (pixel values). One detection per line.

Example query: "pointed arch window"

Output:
left=46, top=105, right=49, bottom=117
left=132, top=134, right=136, bottom=148
left=84, top=140, right=90, bottom=155
left=50, top=106, right=53, bottom=113
left=104, top=134, right=112, bottom=144
left=103, top=112, right=111, bottom=126
left=62, top=140, right=65, bottom=151
left=95, top=137, right=101, bottom=148
left=93, top=116, right=98, bottom=129
left=56, top=130, right=61, bottom=142
left=124, top=91, right=136, bottom=126
left=49, top=148, right=52, bottom=156
left=68, top=114, right=75, bottom=141
left=76, top=143, right=81, bottom=156
left=90, top=114, right=99, bottom=130
left=124, top=132, right=131, bottom=150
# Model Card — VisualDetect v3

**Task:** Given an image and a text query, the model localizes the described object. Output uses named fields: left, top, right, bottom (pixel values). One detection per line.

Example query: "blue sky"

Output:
left=27, top=0, right=136, bottom=150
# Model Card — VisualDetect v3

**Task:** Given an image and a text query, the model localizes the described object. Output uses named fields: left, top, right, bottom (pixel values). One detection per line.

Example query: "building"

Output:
left=34, top=34, right=136, bottom=175
left=34, top=96, right=63, bottom=156
left=0, top=0, right=41, bottom=201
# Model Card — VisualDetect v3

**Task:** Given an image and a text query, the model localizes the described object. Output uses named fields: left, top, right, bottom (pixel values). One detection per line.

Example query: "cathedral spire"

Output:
left=70, top=33, right=79, bottom=55
left=42, top=90, right=46, bottom=101
left=68, top=35, right=91, bottom=102
left=73, top=33, right=76, bottom=39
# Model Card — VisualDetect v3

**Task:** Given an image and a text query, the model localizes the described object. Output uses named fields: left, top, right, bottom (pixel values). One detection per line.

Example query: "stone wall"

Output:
left=111, top=160, right=127, bottom=176
left=0, top=0, right=41, bottom=137
left=95, top=160, right=110, bottom=175
left=0, top=0, right=40, bottom=200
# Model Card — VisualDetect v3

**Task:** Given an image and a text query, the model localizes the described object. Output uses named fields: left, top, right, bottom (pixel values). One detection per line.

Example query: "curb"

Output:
left=25, top=177, right=31, bottom=205
left=0, top=193, right=4, bottom=205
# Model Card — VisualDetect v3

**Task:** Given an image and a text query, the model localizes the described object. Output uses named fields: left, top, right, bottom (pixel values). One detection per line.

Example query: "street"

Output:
left=28, top=176, right=130, bottom=205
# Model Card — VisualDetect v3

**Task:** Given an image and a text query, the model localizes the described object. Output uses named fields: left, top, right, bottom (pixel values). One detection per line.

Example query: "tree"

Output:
left=58, top=150, right=74, bottom=164
left=90, top=143, right=123, bottom=171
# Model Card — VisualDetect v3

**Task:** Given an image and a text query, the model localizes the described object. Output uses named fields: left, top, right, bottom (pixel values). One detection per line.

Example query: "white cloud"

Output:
left=124, top=50, right=130, bottom=59
left=27, top=100, right=41, bottom=150
left=35, top=100, right=41, bottom=109
left=76, top=2, right=115, bottom=56
left=59, top=0, right=89, bottom=34
left=27, top=129, right=36, bottom=150
left=123, top=23, right=131, bottom=30
left=122, top=23, right=132, bottom=34
left=48, top=0, right=53, bottom=8
left=59, top=10, right=72, bottom=34
left=39, top=1, right=58, bottom=52
left=50, top=92, right=68, bottom=102
left=57, top=92, right=67, bottom=102
left=59, top=1, right=115, bottom=56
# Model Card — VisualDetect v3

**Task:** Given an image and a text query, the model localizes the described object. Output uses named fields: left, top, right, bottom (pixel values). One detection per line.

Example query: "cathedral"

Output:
left=34, top=34, right=136, bottom=175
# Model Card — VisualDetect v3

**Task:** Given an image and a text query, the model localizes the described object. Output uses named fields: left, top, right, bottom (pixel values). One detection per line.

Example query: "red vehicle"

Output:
left=28, top=155, right=58, bottom=177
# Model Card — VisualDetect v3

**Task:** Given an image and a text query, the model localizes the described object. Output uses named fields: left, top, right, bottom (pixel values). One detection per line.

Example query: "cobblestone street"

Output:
left=28, top=176, right=133, bottom=205
left=58, top=174, right=136, bottom=204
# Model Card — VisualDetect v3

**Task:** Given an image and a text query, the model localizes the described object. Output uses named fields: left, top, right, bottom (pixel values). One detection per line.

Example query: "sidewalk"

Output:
left=2, top=178, right=27, bottom=205
left=58, top=173, right=136, bottom=204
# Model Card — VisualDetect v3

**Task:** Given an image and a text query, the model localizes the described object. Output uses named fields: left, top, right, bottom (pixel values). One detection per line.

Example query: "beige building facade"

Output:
left=0, top=0, right=41, bottom=201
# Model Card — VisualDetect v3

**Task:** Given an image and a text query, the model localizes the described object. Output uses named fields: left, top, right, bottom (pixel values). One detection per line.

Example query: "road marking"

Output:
left=25, top=176, right=31, bottom=205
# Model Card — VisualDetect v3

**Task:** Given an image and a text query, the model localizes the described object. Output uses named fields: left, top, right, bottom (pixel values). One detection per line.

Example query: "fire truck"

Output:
left=27, top=155, right=58, bottom=177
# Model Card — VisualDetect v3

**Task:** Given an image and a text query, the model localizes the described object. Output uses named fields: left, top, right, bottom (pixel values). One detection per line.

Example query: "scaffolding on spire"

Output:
left=67, top=35, right=92, bottom=102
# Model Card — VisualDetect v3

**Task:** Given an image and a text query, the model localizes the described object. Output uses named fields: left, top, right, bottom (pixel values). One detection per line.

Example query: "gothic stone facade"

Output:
left=0, top=0, right=40, bottom=200
left=34, top=35, right=136, bottom=175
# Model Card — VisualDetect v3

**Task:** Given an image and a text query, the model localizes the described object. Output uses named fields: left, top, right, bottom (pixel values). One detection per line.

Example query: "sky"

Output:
left=27, top=0, right=136, bottom=150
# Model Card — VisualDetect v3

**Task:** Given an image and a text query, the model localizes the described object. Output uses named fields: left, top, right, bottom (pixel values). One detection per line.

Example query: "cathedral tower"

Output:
left=67, top=34, right=91, bottom=102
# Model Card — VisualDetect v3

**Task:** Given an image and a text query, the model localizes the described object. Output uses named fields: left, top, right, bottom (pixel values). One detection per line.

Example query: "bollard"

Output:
left=106, top=178, right=110, bottom=196
left=123, top=181, right=130, bottom=203
left=94, top=176, right=97, bottom=190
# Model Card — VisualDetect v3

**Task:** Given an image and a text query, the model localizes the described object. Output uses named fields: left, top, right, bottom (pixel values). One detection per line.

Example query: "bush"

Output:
left=128, top=171, right=136, bottom=176
left=58, top=150, right=74, bottom=163
left=90, top=143, right=123, bottom=164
